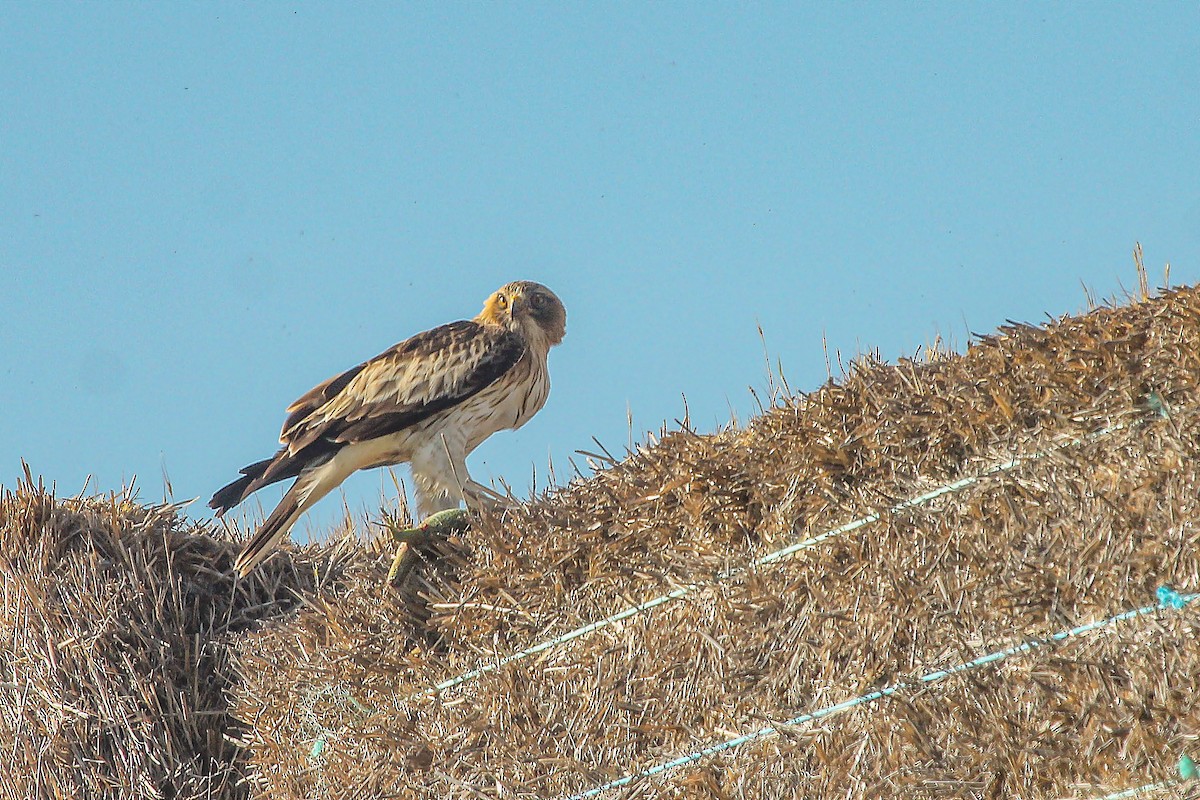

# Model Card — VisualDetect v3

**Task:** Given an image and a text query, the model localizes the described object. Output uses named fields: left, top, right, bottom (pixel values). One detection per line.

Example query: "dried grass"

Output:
left=0, top=477, right=349, bottom=799
left=4, top=283, right=1200, bottom=799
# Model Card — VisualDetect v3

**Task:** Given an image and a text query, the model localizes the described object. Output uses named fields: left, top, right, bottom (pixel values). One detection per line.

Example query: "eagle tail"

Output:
left=231, top=456, right=344, bottom=577
left=209, top=448, right=304, bottom=515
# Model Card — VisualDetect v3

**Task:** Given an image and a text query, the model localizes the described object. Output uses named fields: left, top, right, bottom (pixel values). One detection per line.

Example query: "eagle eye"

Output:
left=496, top=293, right=508, bottom=309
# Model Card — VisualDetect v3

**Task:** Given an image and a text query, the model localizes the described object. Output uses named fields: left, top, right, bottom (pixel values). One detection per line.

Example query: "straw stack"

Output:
left=0, top=477, right=347, bottom=799
left=4, top=283, right=1199, bottom=798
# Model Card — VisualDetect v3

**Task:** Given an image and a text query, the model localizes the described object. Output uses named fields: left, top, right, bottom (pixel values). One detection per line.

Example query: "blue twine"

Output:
left=1091, top=781, right=1175, bottom=799
left=1083, top=751, right=1197, bottom=799
left=310, top=736, right=326, bottom=759
left=1156, top=585, right=1187, bottom=609
left=427, top=423, right=1127, bottom=698
left=301, top=684, right=373, bottom=762
left=565, top=586, right=1195, bottom=799
left=1144, top=391, right=1170, bottom=419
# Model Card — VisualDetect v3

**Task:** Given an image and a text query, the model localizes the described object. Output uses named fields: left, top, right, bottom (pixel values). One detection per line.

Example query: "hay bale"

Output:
left=232, top=286, right=1200, bottom=798
left=5, top=285, right=1200, bottom=798
left=0, top=478, right=345, bottom=800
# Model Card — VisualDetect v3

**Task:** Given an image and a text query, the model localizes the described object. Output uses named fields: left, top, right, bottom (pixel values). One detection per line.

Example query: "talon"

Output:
left=463, top=480, right=517, bottom=513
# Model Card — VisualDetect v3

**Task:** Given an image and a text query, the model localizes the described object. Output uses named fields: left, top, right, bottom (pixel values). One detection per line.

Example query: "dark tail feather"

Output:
left=209, top=457, right=272, bottom=514
left=232, top=480, right=306, bottom=577
left=209, top=448, right=304, bottom=515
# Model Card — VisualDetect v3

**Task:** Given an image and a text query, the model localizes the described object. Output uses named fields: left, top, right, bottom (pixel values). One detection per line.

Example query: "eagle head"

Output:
left=479, top=281, right=566, bottom=347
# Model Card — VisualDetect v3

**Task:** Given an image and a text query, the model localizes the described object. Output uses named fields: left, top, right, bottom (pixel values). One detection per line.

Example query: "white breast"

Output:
left=455, top=351, right=550, bottom=453
left=348, top=349, right=551, bottom=472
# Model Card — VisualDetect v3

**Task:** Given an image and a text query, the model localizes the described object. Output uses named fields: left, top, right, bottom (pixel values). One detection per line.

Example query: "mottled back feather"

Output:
left=281, top=363, right=368, bottom=437
left=279, top=320, right=526, bottom=456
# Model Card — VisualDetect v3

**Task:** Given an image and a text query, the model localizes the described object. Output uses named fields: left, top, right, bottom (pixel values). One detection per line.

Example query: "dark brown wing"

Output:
left=279, top=319, right=526, bottom=455
left=210, top=320, right=525, bottom=514
left=279, top=362, right=369, bottom=438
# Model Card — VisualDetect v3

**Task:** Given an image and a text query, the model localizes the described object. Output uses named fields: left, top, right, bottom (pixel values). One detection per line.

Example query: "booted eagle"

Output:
left=211, top=281, right=566, bottom=576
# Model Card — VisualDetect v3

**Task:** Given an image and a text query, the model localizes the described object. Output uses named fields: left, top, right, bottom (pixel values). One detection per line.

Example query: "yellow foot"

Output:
left=462, top=479, right=519, bottom=514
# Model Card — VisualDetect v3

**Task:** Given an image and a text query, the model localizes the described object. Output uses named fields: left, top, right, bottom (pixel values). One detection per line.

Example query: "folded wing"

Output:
left=210, top=320, right=525, bottom=514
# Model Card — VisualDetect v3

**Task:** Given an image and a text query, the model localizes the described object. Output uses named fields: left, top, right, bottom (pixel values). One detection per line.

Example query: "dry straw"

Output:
left=4, top=280, right=1200, bottom=799
left=0, top=473, right=351, bottom=799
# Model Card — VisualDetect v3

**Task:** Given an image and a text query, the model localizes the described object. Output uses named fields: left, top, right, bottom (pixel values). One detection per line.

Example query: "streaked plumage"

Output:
left=211, top=281, right=566, bottom=577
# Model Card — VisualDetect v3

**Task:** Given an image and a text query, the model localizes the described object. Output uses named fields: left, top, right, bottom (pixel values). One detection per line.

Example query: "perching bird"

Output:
left=210, top=281, right=566, bottom=577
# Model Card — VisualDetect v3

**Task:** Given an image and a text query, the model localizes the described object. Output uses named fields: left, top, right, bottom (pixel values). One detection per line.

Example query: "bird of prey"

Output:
left=210, top=280, right=566, bottom=577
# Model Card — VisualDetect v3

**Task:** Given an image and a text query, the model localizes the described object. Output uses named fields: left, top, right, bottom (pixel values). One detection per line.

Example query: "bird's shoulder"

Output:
left=358, top=319, right=525, bottom=395
left=387, top=318, right=493, bottom=358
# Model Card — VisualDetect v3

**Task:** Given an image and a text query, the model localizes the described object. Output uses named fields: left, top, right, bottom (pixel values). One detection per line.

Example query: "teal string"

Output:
left=566, top=587, right=1195, bottom=799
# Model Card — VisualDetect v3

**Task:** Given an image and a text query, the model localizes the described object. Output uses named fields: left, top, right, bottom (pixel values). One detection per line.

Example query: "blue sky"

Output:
left=2, top=4, right=1198, bottom=538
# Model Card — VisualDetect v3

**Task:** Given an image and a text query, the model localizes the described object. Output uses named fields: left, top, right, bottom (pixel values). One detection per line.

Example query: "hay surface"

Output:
left=4, top=285, right=1200, bottom=799
left=234, top=286, right=1200, bottom=798
left=0, top=480, right=346, bottom=800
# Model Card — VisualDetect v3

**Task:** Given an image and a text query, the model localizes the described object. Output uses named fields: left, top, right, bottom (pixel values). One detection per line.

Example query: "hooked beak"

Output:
left=508, top=289, right=527, bottom=317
